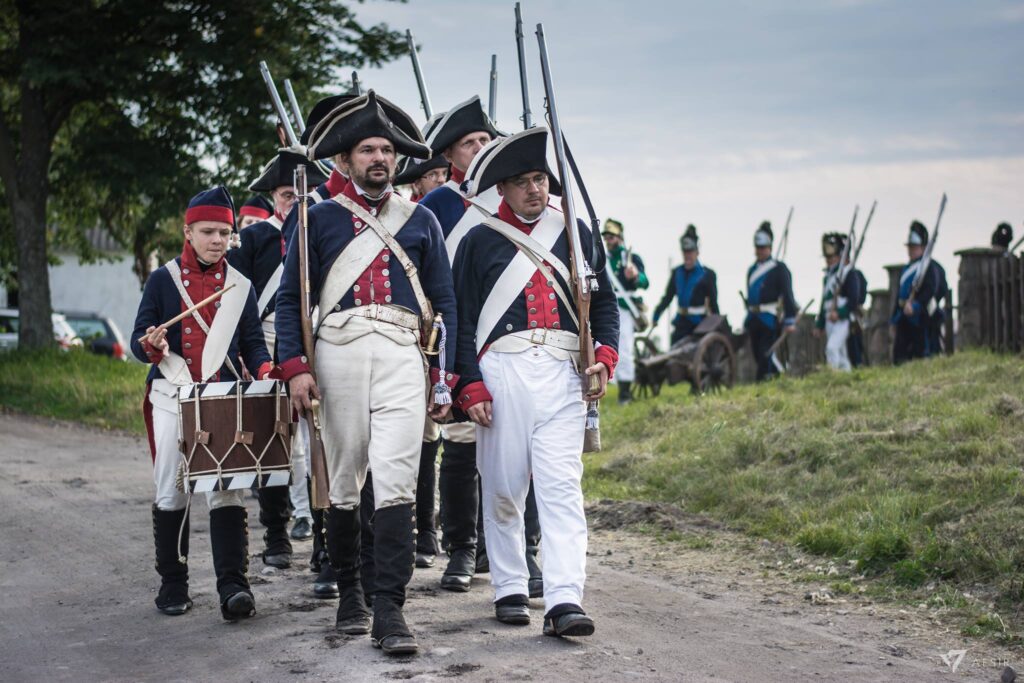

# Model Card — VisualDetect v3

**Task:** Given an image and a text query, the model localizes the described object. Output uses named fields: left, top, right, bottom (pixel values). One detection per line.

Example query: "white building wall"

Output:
left=49, top=252, right=143, bottom=346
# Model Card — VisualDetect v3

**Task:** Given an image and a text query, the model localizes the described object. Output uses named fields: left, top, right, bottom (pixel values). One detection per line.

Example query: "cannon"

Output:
left=634, top=315, right=742, bottom=397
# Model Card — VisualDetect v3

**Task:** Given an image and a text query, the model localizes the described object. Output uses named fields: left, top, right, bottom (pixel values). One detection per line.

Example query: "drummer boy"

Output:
left=131, top=186, right=275, bottom=621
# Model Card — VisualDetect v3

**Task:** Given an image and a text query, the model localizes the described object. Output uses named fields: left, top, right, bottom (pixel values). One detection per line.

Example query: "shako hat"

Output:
left=305, top=90, right=430, bottom=161
left=681, top=224, right=699, bottom=251
left=461, top=126, right=561, bottom=198
left=185, top=186, right=235, bottom=226
left=821, top=232, right=846, bottom=257
left=602, top=219, right=624, bottom=238
left=425, top=96, right=499, bottom=154
left=754, top=220, right=773, bottom=247
left=394, top=154, right=449, bottom=186
left=239, top=195, right=273, bottom=220
left=992, top=222, right=1013, bottom=249
left=249, top=148, right=329, bottom=192
left=906, top=220, right=928, bottom=246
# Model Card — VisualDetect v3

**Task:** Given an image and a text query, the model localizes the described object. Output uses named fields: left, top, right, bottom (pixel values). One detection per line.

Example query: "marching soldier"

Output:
left=452, top=127, right=619, bottom=636
left=394, top=154, right=449, bottom=202
left=420, top=96, right=543, bottom=597
left=275, top=91, right=458, bottom=655
left=744, top=221, right=797, bottom=381
left=132, top=186, right=275, bottom=621
left=814, top=232, right=863, bottom=371
left=238, top=195, right=273, bottom=230
left=652, top=224, right=719, bottom=345
left=229, top=149, right=329, bottom=570
left=601, top=219, right=648, bottom=405
left=992, top=222, right=1013, bottom=253
left=843, top=250, right=869, bottom=368
left=891, top=220, right=942, bottom=364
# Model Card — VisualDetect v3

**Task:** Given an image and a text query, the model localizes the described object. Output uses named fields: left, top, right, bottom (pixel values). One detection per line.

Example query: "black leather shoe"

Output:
left=495, top=595, right=530, bottom=625
left=223, top=591, right=256, bottom=620
left=262, top=551, right=291, bottom=569
left=441, top=548, right=475, bottom=592
left=312, top=563, right=339, bottom=599
left=543, top=604, right=594, bottom=638
left=290, top=517, right=313, bottom=540
left=156, top=595, right=192, bottom=616
left=371, top=602, right=418, bottom=655
left=415, top=552, right=435, bottom=569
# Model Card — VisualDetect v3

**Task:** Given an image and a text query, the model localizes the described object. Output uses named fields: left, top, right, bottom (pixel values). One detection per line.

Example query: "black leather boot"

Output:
left=360, top=472, right=376, bottom=607
left=257, top=485, right=293, bottom=568
left=415, top=438, right=440, bottom=568
left=370, top=503, right=418, bottom=655
left=326, top=506, right=371, bottom=635
left=209, top=506, right=255, bottom=621
left=309, top=503, right=339, bottom=599
left=439, top=440, right=477, bottom=591
left=152, top=505, right=192, bottom=616
left=475, top=485, right=489, bottom=574
left=524, top=482, right=544, bottom=598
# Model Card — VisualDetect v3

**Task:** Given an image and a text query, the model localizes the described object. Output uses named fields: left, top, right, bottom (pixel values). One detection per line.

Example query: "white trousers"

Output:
left=148, top=380, right=245, bottom=512
left=289, top=417, right=311, bottom=519
left=476, top=348, right=588, bottom=610
left=825, top=319, right=852, bottom=371
left=616, top=308, right=636, bottom=382
left=315, top=319, right=426, bottom=510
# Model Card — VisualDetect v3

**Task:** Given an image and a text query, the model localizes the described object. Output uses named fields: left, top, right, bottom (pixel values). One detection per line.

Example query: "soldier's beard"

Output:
left=354, top=164, right=391, bottom=196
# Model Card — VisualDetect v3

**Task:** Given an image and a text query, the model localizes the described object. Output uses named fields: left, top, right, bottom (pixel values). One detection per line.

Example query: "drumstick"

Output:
left=137, top=283, right=236, bottom=343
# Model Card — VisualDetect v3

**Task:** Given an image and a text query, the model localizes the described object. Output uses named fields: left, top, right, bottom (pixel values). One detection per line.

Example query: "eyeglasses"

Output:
left=510, top=174, right=548, bottom=190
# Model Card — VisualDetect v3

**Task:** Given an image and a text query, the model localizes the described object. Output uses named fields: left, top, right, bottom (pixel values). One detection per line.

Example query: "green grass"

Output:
left=0, top=349, right=148, bottom=433
left=590, top=349, right=1024, bottom=641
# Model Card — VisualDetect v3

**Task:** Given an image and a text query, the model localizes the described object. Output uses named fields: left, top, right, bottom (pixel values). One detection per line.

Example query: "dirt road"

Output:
left=0, top=414, right=1014, bottom=681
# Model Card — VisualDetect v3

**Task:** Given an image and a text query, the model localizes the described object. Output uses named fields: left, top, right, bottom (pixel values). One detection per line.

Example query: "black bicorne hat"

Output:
left=249, top=148, right=329, bottom=192
left=680, top=224, right=699, bottom=251
left=425, top=96, right=500, bottom=154
left=394, top=153, right=450, bottom=186
left=299, top=93, right=358, bottom=146
left=906, top=220, right=928, bottom=246
left=305, top=90, right=431, bottom=161
left=754, top=220, right=773, bottom=247
left=992, top=222, right=1013, bottom=249
left=461, top=126, right=561, bottom=198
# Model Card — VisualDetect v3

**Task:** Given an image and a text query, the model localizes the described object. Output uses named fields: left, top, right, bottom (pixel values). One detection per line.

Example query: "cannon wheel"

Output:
left=633, top=335, right=662, bottom=399
left=692, top=332, right=736, bottom=394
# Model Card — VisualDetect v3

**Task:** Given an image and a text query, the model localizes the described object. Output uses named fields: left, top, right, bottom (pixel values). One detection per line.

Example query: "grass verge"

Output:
left=591, top=349, right=1024, bottom=644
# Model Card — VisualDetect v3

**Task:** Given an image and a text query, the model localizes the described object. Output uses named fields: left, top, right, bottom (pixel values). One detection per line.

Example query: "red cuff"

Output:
left=595, top=344, right=619, bottom=380
left=256, top=361, right=275, bottom=380
left=430, top=367, right=460, bottom=390
left=142, top=339, right=166, bottom=365
left=277, top=355, right=313, bottom=381
left=456, top=380, right=492, bottom=411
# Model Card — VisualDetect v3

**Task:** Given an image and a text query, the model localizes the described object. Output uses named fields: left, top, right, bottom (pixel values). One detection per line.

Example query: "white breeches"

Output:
left=616, top=308, right=636, bottom=382
left=315, top=324, right=426, bottom=510
left=825, top=319, right=851, bottom=371
left=149, top=379, right=245, bottom=512
left=289, top=416, right=311, bottom=519
left=476, top=347, right=588, bottom=611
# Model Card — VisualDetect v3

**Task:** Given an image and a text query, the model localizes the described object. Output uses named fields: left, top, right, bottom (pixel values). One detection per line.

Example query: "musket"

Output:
left=537, top=23, right=599, bottom=396
left=283, top=79, right=305, bottom=136
left=293, top=165, right=331, bottom=510
left=351, top=71, right=364, bottom=96
left=829, top=205, right=858, bottom=313
left=851, top=199, right=877, bottom=267
left=767, top=298, right=815, bottom=356
left=488, top=54, right=498, bottom=124
left=514, top=3, right=533, bottom=129
left=606, top=264, right=644, bottom=326
left=405, top=30, right=433, bottom=119
left=775, top=206, right=794, bottom=261
left=907, top=193, right=947, bottom=306
left=259, top=61, right=299, bottom=146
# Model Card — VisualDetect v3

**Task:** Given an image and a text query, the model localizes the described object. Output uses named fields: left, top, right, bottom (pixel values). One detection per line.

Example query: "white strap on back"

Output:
left=257, top=263, right=284, bottom=319
left=444, top=182, right=500, bottom=264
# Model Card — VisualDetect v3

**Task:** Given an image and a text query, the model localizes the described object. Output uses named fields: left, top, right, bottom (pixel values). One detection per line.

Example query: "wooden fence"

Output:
left=957, top=248, right=1023, bottom=352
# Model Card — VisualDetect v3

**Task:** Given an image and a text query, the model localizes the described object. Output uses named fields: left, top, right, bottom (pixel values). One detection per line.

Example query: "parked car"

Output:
left=60, top=310, right=129, bottom=360
left=0, top=308, right=85, bottom=351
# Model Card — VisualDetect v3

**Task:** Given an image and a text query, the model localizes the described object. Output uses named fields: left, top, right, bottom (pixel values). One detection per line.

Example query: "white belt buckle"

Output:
left=530, top=328, right=547, bottom=346
left=368, top=302, right=381, bottom=320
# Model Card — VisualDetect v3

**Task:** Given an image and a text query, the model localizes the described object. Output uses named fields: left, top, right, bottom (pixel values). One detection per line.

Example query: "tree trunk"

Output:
left=11, top=191, right=52, bottom=348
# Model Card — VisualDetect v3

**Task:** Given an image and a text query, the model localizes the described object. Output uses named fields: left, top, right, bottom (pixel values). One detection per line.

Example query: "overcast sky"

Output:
left=345, top=0, right=1024, bottom=328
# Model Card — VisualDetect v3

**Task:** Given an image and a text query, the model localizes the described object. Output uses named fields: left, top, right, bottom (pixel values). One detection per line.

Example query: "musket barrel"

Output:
left=259, top=61, right=299, bottom=146
left=351, top=71, right=363, bottom=95
left=283, top=79, right=305, bottom=135
left=488, top=54, right=498, bottom=124
left=514, top=3, right=533, bottom=129
left=406, top=30, right=433, bottom=119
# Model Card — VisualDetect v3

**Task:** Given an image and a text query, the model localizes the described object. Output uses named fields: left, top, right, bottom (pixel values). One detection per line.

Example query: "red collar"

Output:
left=341, top=180, right=391, bottom=213
left=180, top=240, right=225, bottom=273
left=498, top=200, right=541, bottom=235
left=325, top=169, right=349, bottom=198
left=449, top=165, right=466, bottom=186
